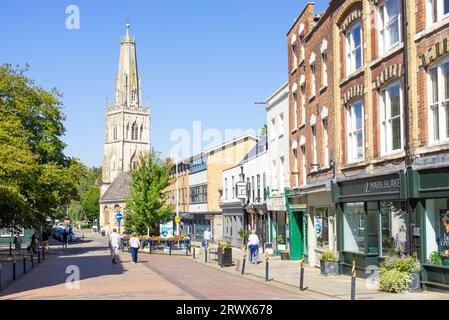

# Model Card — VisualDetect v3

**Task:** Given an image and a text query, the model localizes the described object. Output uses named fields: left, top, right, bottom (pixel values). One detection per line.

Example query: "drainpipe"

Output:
left=402, top=0, right=414, bottom=255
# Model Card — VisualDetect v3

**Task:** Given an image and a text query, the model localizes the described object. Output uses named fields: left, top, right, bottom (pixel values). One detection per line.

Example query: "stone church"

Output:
left=99, top=24, right=151, bottom=235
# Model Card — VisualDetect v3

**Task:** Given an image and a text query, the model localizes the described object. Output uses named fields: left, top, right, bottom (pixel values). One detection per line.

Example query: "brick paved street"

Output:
left=0, top=234, right=302, bottom=300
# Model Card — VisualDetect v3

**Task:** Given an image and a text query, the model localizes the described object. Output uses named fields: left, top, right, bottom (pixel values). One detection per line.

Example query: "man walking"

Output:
left=109, top=228, right=121, bottom=264
left=13, top=231, right=21, bottom=254
left=62, top=229, right=68, bottom=249
left=203, top=228, right=212, bottom=249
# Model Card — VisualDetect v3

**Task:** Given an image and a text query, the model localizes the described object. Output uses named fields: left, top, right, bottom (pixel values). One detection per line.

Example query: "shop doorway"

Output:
left=289, top=211, right=304, bottom=260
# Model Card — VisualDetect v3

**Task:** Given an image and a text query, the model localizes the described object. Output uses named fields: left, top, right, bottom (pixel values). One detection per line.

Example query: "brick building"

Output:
left=288, top=0, right=449, bottom=289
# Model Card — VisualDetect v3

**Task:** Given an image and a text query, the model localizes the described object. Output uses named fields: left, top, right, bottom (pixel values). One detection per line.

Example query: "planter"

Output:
left=280, top=252, right=290, bottom=260
left=218, top=247, right=233, bottom=266
left=320, top=260, right=339, bottom=276
left=409, top=272, right=422, bottom=292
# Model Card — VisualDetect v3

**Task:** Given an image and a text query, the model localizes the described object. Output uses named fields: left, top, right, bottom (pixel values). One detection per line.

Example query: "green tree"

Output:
left=0, top=64, right=85, bottom=228
left=125, top=152, right=174, bottom=234
left=81, top=186, right=100, bottom=222
left=259, top=124, right=267, bottom=138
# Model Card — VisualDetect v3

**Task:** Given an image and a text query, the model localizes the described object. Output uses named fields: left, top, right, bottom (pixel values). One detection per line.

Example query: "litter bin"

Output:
left=101, top=230, right=106, bottom=236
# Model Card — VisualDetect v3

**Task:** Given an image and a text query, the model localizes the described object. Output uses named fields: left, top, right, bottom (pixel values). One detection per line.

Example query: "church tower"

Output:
left=99, top=24, right=151, bottom=234
left=101, top=23, right=151, bottom=195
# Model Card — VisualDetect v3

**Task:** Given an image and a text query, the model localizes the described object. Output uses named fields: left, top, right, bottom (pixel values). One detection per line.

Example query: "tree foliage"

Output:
left=125, top=152, right=174, bottom=234
left=0, top=64, right=85, bottom=228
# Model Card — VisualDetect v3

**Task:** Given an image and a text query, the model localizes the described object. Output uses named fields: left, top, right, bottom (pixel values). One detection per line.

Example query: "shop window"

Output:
left=315, top=208, right=329, bottom=250
left=345, top=22, right=363, bottom=76
left=380, top=201, right=407, bottom=256
left=347, top=100, right=365, bottom=162
left=428, top=58, right=449, bottom=144
left=380, top=81, right=403, bottom=155
left=343, top=203, right=365, bottom=253
left=425, top=198, right=449, bottom=266
left=378, top=0, right=401, bottom=55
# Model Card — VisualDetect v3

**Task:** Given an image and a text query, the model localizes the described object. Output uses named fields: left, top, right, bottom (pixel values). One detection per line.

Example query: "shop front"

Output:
left=408, top=166, right=449, bottom=290
left=332, top=172, right=407, bottom=277
left=286, top=189, right=307, bottom=261
left=191, top=213, right=214, bottom=242
left=267, top=193, right=288, bottom=256
left=222, top=201, right=244, bottom=247
left=302, top=183, right=336, bottom=267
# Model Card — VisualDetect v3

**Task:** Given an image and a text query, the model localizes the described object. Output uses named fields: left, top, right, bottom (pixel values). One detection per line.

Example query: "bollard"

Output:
left=186, top=243, right=189, bottom=256
left=241, top=248, right=247, bottom=275
left=42, top=246, right=45, bottom=261
left=23, top=256, right=26, bottom=273
left=192, top=242, right=196, bottom=259
left=351, top=260, right=356, bottom=300
left=265, top=253, right=269, bottom=281
left=9, top=242, right=12, bottom=256
left=12, top=260, right=16, bottom=280
left=299, top=255, right=307, bottom=291
left=220, top=247, right=225, bottom=268
left=149, top=241, right=152, bottom=255
left=169, top=242, right=172, bottom=256
left=205, top=248, right=208, bottom=263
left=31, top=254, right=34, bottom=268
left=38, top=250, right=41, bottom=264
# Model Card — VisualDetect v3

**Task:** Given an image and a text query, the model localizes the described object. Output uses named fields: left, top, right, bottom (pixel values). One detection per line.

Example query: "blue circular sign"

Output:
left=115, top=211, right=123, bottom=221
left=161, top=227, right=168, bottom=237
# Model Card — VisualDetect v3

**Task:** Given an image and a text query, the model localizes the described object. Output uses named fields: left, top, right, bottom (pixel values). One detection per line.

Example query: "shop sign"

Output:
left=267, top=196, right=286, bottom=211
left=365, top=176, right=400, bottom=194
left=339, top=174, right=401, bottom=198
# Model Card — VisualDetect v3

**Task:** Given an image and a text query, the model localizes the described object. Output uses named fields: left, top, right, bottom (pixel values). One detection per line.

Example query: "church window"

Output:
left=113, top=126, right=118, bottom=140
left=140, top=125, right=144, bottom=140
left=131, top=122, right=138, bottom=140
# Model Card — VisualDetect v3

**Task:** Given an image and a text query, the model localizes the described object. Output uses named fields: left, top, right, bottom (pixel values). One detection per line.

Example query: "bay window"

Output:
left=428, top=59, right=449, bottom=143
left=347, top=101, right=365, bottom=162
left=345, top=22, right=363, bottom=76
left=378, top=0, right=401, bottom=55
left=380, top=81, right=403, bottom=155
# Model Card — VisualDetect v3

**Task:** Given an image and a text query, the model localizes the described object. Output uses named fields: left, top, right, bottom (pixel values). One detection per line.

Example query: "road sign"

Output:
left=115, top=211, right=123, bottom=221
left=175, top=216, right=181, bottom=223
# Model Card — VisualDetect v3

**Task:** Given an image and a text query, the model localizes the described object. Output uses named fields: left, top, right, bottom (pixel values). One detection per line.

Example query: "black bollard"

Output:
left=42, top=246, right=45, bottom=261
left=13, top=260, right=16, bottom=280
left=351, top=260, right=356, bottom=300
left=149, top=241, right=152, bottom=255
left=265, top=253, right=269, bottom=281
left=241, top=248, right=247, bottom=275
left=31, top=254, right=34, bottom=267
left=9, top=242, right=12, bottom=256
left=23, top=257, right=26, bottom=273
left=169, top=242, right=172, bottom=256
left=38, top=250, right=41, bottom=264
left=192, top=242, right=196, bottom=259
left=186, top=243, right=189, bottom=256
left=205, top=248, right=208, bottom=263
left=220, top=247, right=225, bottom=268
left=299, top=256, right=307, bottom=291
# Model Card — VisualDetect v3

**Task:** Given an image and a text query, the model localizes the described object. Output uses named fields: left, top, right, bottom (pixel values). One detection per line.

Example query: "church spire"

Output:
left=115, top=22, right=140, bottom=108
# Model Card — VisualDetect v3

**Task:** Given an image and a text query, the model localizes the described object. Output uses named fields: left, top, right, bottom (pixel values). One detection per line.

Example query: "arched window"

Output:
left=131, top=122, right=138, bottom=140
left=140, top=125, right=144, bottom=140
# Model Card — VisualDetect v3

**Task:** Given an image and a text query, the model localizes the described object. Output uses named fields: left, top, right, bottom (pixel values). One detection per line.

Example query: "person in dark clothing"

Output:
left=62, top=229, right=68, bottom=248
left=31, top=233, right=37, bottom=254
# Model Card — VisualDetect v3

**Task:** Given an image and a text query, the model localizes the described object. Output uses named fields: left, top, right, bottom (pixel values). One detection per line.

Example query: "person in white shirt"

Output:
left=247, top=230, right=260, bottom=264
left=129, top=233, right=141, bottom=263
left=203, top=228, right=212, bottom=248
left=109, top=228, right=121, bottom=264
left=396, top=226, right=407, bottom=255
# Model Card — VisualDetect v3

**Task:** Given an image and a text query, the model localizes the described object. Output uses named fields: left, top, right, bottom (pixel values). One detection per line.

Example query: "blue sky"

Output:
left=1, top=0, right=328, bottom=168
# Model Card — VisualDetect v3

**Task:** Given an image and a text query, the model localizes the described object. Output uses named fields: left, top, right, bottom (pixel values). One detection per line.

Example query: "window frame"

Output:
left=427, top=0, right=449, bottom=27
left=345, top=21, right=363, bottom=76
left=347, top=100, right=365, bottom=162
left=428, top=56, right=449, bottom=144
left=378, top=0, right=402, bottom=55
left=380, top=80, right=404, bottom=156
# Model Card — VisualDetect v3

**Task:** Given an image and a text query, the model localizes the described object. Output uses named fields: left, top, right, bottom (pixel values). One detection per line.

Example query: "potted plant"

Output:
left=276, top=235, right=286, bottom=252
left=379, top=254, right=422, bottom=293
left=280, top=249, right=290, bottom=260
left=319, top=251, right=339, bottom=276
left=217, top=242, right=233, bottom=266
left=429, top=251, right=443, bottom=266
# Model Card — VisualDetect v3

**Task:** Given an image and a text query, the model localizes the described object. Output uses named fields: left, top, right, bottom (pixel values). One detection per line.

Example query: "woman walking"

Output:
left=247, top=230, right=260, bottom=264
left=129, top=233, right=141, bottom=264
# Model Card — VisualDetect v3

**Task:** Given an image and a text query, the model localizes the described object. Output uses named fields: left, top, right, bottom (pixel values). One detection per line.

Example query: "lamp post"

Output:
left=175, top=161, right=180, bottom=236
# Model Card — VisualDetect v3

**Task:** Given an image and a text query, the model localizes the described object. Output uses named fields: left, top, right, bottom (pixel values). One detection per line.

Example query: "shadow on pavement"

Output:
left=0, top=253, right=126, bottom=298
